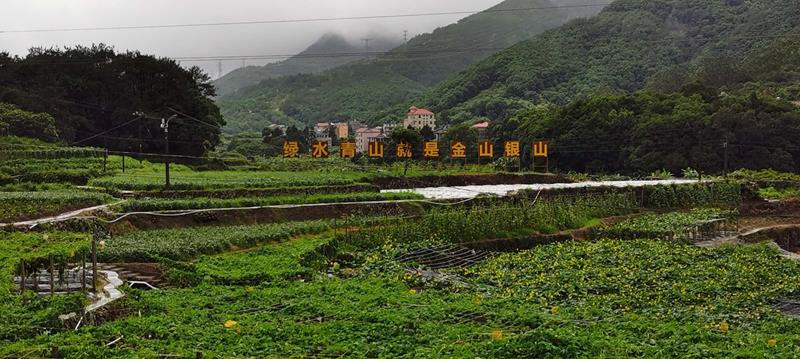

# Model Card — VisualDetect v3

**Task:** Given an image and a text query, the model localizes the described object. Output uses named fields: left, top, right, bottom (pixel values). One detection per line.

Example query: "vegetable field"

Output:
left=1, top=148, right=799, bottom=358
left=5, top=237, right=800, bottom=357
left=0, top=190, right=112, bottom=223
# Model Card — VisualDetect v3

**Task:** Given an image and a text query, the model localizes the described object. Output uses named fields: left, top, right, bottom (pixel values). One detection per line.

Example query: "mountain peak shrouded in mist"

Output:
left=219, top=0, right=607, bottom=133
left=213, top=31, right=402, bottom=97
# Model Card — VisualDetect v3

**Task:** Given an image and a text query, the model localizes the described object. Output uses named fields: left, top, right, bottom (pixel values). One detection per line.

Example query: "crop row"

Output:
left=117, top=192, right=423, bottom=212
left=125, top=183, right=380, bottom=199
left=343, top=193, right=639, bottom=251
left=758, top=186, right=800, bottom=200
left=0, top=190, right=113, bottom=223
left=0, top=147, right=104, bottom=161
left=595, top=208, right=733, bottom=241
left=89, top=170, right=365, bottom=191
left=100, top=220, right=332, bottom=262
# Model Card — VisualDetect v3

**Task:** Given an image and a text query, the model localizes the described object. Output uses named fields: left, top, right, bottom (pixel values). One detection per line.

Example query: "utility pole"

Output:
left=133, top=111, right=144, bottom=163
left=161, top=115, right=178, bottom=189
left=723, top=138, right=729, bottom=177
left=403, top=30, right=408, bottom=43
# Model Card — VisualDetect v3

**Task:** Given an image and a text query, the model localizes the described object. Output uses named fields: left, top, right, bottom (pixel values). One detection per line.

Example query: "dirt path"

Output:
left=0, top=200, right=125, bottom=229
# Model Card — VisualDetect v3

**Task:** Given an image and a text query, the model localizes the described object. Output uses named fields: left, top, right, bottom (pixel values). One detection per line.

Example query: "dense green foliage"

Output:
left=218, top=0, right=603, bottom=130
left=422, top=0, right=800, bottom=124
left=0, top=103, right=59, bottom=142
left=118, top=192, right=423, bottom=212
left=499, top=91, right=800, bottom=174
left=0, top=45, right=223, bottom=157
left=100, top=221, right=332, bottom=262
left=0, top=190, right=112, bottom=223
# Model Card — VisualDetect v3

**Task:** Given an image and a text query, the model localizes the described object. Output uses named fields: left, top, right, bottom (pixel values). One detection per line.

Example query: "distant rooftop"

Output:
left=408, top=106, right=434, bottom=116
left=472, top=121, right=490, bottom=129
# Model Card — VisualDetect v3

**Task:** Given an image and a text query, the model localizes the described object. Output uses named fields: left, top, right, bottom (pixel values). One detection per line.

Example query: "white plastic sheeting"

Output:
left=383, top=179, right=702, bottom=200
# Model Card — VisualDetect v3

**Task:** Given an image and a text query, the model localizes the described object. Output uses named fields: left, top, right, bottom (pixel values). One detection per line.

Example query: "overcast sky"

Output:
left=0, top=0, right=503, bottom=78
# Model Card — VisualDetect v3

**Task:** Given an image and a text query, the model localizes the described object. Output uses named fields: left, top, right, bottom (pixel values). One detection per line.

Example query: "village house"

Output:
left=355, top=127, right=384, bottom=153
left=403, top=106, right=436, bottom=130
left=313, top=122, right=330, bottom=137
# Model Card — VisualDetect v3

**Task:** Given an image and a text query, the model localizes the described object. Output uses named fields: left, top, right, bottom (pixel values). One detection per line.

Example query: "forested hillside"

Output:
left=0, top=45, right=223, bottom=157
left=494, top=90, right=800, bottom=174
left=213, top=32, right=401, bottom=98
left=422, top=0, right=800, bottom=124
left=218, top=0, right=606, bottom=133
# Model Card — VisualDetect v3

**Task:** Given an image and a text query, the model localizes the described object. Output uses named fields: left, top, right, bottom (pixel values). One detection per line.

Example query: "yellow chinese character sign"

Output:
left=423, top=141, right=439, bottom=158
left=450, top=141, right=467, bottom=159
left=396, top=142, right=412, bottom=159
left=311, top=140, right=329, bottom=158
left=368, top=141, right=384, bottom=158
left=283, top=140, right=300, bottom=158
left=504, top=141, right=521, bottom=158
left=479, top=141, right=494, bottom=158
left=339, top=141, right=356, bottom=159
left=533, top=141, right=549, bottom=158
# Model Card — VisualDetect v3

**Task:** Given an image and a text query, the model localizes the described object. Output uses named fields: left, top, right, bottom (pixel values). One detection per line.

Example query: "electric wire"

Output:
left=0, top=3, right=612, bottom=34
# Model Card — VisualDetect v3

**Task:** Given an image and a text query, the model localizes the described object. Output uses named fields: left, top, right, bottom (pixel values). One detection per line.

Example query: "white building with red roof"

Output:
left=403, top=106, right=436, bottom=130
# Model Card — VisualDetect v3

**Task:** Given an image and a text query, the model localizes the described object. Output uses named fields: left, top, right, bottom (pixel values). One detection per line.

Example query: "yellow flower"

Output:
left=408, top=289, right=417, bottom=295
left=224, top=320, right=237, bottom=329
left=245, top=286, right=255, bottom=293
left=719, top=321, right=729, bottom=333
left=550, top=306, right=559, bottom=314
left=472, top=296, right=482, bottom=305
left=490, top=329, right=503, bottom=341
left=768, top=339, right=777, bottom=347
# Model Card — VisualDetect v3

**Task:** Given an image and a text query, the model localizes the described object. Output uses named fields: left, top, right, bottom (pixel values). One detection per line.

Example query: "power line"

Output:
left=0, top=3, right=611, bottom=34
left=70, top=116, right=143, bottom=146
left=7, top=32, right=800, bottom=66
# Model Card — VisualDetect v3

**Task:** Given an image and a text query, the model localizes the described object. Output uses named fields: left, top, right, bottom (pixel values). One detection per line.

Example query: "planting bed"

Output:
left=117, top=192, right=423, bottom=212
left=0, top=190, right=112, bottom=223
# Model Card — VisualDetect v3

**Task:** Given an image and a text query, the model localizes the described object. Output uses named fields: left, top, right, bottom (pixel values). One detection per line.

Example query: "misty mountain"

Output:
left=213, top=32, right=401, bottom=98
left=419, top=0, right=800, bottom=124
left=218, top=0, right=607, bottom=133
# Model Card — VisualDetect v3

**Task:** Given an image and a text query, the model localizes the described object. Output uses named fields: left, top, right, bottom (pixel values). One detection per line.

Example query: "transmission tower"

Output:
left=361, top=38, right=372, bottom=59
